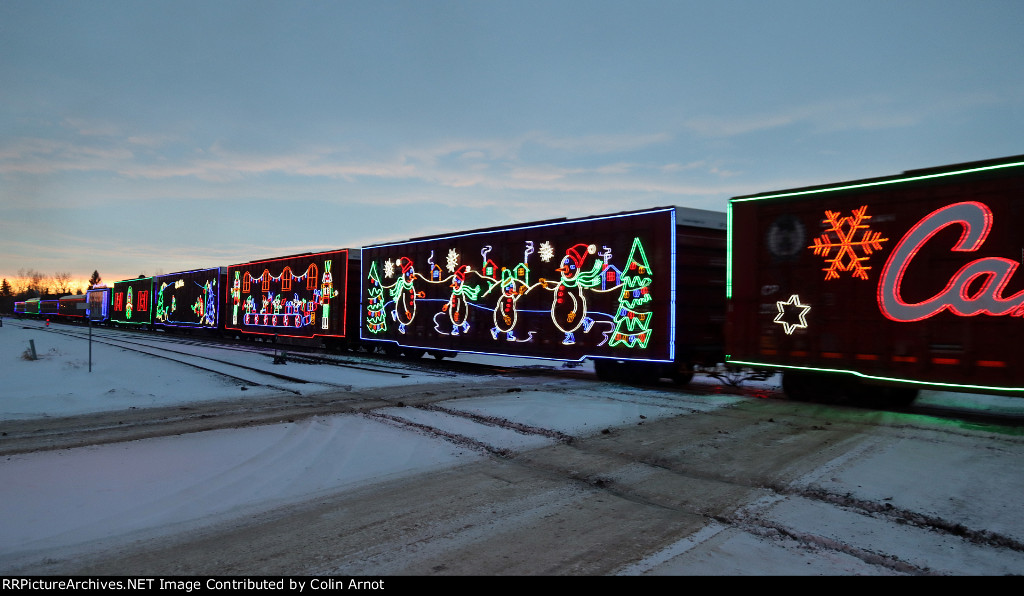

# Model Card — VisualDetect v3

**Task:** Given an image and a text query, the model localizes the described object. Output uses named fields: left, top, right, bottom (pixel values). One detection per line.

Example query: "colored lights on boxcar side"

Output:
left=360, top=208, right=675, bottom=362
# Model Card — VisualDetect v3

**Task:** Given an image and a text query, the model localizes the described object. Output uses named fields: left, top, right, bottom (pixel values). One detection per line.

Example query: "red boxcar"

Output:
left=58, top=295, right=87, bottom=319
left=360, top=206, right=726, bottom=383
left=727, top=154, right=1024, bottom=404
left=225, top=250, right=353, bottom=344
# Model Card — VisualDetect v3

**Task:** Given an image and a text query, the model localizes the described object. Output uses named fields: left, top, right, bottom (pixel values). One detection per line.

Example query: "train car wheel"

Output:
left=781, top=372, right=821, bottom=402
left=594, top=359, right=624, bottom=382
left=672, top=370, right=695, bottom=385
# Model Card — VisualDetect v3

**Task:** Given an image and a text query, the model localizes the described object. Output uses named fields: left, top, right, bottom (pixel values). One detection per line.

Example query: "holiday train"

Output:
left=14, top=154, right=1024, bottom=406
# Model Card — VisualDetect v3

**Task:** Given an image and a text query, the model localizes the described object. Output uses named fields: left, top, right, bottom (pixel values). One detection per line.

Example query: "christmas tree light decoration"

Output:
left=126, top=287, right=133, bottom=320
left=365, top=262, right=388, bottom=334
left=609, top=237, right=655, bottom=348
left=191, top=280, right=217, bottom=327
left=774, top=294, right=811, bottom=334
left=809, top=205, right=889, bottom=280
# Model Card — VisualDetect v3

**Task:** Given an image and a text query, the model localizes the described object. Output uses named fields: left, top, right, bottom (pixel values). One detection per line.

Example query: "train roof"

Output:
left=370, top=205, right=724, bottom=248
left=732, top=154, right=1024, bottom=203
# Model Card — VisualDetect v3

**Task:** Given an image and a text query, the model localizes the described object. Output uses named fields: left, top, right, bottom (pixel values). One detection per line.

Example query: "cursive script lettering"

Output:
left=878, top=201, right=1024, bottom=322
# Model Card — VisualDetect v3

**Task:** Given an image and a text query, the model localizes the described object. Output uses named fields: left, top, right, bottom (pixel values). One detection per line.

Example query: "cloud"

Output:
left=0, top=122, right=747, bottom=207
left=680, top=93, right=986, bottom=139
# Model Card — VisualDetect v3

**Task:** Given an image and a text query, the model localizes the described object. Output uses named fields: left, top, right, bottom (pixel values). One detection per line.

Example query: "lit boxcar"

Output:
left=86, top=287, right=111, bottom=323
left=58, top=295, right=87, bottom=320
left=23, top=298, right=40, bottom=316
left=39, top=299, right=60, bottom=317
left=359, top=206, right=727, bottom=381
left=110, top=277, right=155, bottom=326
left=727, top=154, right=1024, bottom=403
left=14, top=301, right=26, bottom=315
left=225, top=250, right=354, bottom=345
left=153, top=267, right=227, bottom=331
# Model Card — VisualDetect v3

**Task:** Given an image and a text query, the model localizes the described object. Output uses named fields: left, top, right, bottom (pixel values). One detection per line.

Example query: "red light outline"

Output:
left=877, top=201, right=1024, bottom=322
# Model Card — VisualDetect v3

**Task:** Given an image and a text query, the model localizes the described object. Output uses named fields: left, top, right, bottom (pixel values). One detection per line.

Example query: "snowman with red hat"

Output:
left=550, top=243, right=601, bottom=344
left=390, top=256, right=424, bottom=334
left=490, top=268, right=522, bottom=341
left=442, top=264, right=480, bottom=335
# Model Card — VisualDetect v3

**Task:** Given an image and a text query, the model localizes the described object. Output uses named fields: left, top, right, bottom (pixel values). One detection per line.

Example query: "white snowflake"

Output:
left=539, top=241, right=554, bottom=263
left=383, top=259, right=395, bottom=278
left=446, top=248, right=459, bottom=273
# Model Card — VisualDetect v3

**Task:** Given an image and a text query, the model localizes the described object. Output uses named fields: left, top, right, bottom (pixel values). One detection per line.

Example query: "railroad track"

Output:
left=10, top=322, right=325, bottom=393
left=12, top=321, right=1024, bottom=429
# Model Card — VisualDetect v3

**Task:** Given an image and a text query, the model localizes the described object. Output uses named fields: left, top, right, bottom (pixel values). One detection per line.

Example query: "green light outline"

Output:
left=727, top=357, right=1024, bottom=394
left=726, top=158, right=1024, bottom=393
left=730, top=160, right=1024, bottom=204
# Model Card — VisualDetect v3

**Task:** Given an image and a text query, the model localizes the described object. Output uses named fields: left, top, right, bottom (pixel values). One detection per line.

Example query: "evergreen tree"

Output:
left=88, top=270, right=102, bottom=288
left=0, top=279, right=12, bottom=314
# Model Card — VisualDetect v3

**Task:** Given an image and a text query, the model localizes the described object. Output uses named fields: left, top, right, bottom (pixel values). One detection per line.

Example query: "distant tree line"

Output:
left=0, top=269, right=103, bottom=314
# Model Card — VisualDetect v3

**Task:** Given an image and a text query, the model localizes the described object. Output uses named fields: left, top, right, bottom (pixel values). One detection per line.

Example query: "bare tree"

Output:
left=14, top=268, right=28, bottom=295
left=54, top=271, right=72, bottom=295
left=19, top=269, right=48, bottom=298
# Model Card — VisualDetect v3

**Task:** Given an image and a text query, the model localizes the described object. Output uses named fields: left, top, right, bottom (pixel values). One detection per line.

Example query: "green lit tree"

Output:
left=365, top=262, right=387, bottom=334
left=609, top=237, right=654, bottom=349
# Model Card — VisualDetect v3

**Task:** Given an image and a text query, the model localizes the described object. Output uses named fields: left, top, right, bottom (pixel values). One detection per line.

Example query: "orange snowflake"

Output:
left=808, top=205, right=888, bottom=280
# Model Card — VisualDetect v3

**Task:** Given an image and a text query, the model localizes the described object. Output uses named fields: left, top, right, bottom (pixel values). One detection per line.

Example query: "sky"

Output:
left=2, top=0, right=1023, bottom=288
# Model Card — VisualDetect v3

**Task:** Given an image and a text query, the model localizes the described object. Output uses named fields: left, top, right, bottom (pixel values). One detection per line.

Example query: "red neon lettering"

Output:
left=878, top=201, right=1024, bottom=322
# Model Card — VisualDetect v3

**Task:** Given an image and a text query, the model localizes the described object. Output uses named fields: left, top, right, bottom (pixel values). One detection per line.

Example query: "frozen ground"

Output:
left=1, top=319, right=1022, bottom=575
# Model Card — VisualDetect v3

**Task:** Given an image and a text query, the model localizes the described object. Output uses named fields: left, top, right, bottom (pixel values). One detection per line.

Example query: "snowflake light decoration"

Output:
left=808, top=205, right=888, bottom=280
left=446, top=248, right=459, bottom=273
left=538, top=241, right=554, bottom=263
left=383, top=259, right=395, bottom=278
left=774, top=294, right=810, bottom=335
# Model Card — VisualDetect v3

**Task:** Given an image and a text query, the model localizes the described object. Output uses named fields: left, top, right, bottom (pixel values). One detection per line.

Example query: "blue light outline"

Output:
left=153, top=267, right=225, bottom=330
left=360, top=207, right=678, bottom=364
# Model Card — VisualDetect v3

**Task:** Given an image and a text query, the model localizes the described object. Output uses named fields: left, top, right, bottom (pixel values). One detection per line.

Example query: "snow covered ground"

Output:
left=1, top=319, right=1022, bottom=575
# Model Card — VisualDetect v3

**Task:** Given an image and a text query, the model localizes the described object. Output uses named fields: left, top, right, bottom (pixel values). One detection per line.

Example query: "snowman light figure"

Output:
left=550, top=243, right=601, bottom=345
left=443, top=265, right=480, bottom=335
left=491, top=269, right=522, bottom=341
left=390, top=257, right=424, bottom=334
